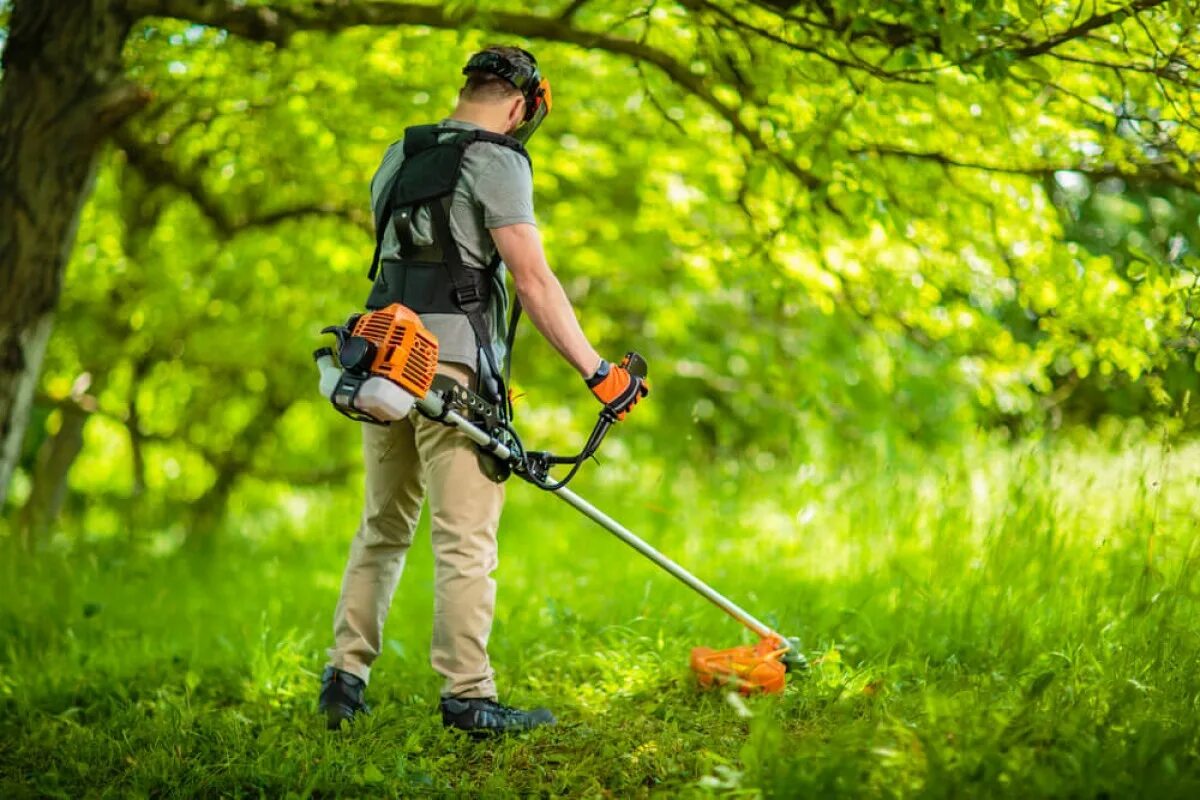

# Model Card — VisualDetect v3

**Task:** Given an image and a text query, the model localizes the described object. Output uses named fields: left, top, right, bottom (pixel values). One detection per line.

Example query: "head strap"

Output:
left=463, top=49, right=545, bottom=122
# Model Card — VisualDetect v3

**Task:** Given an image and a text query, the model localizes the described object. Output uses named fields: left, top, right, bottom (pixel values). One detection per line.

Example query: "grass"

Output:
left=2, top=430, right=1199, bottom=797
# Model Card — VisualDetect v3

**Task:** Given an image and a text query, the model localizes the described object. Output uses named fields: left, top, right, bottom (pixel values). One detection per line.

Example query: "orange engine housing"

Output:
left=351, top=303, right=439, bottom=399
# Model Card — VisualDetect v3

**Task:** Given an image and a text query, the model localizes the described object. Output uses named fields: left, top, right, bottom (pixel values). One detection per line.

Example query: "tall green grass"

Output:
left=2, top=431, right=1198, bottom=797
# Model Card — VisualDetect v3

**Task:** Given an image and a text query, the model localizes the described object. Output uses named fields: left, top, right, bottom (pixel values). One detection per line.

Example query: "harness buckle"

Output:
left=454, top=284, right=483, bottom=307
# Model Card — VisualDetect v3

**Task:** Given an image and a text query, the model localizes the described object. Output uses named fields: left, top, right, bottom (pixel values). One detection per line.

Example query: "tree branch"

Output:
left=856, top=144, right=1199, bottom=193
left=1011, top=0, right=1170, bottom=58
left=93, top=81, right=155, bottom=132
left=679, top=0, right=930, bottom=85
left=125, top=0, right=823, bottom=190
left=743, top=0, right=1174, bottom=74
left=557, top=0, right=591, bottom=22
left=114, top=129, right=369, bottom=236
left=270, top=462, right=361, bottom=486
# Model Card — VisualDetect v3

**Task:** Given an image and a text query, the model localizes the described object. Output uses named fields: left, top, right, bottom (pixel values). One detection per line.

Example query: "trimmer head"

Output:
left=779, top=637, right=809, bottom=673
left=690, top=636, right=803, bottom=695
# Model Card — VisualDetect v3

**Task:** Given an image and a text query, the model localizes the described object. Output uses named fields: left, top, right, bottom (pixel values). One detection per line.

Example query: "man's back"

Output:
left=368, top=119, right=535, bottom=369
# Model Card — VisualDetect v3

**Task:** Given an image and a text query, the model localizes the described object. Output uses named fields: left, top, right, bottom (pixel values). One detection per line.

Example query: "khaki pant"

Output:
left=326, top=362, right=504, bottom=699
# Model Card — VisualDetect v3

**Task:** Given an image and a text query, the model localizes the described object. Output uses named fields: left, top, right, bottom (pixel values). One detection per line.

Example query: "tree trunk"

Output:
left=184, top=467, right=239, bottom=555
left=17, top=397, right=91, bottom=549
left=0, top=0, right=145, bottom=507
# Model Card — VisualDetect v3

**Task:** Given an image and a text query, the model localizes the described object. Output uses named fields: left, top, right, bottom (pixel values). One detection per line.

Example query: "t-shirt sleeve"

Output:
left=369, top=141, right=403, bottom=214
left=474, top=148, right=536, bottom=229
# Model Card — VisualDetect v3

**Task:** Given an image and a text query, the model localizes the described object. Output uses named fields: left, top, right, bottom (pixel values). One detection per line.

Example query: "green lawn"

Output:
left=2, top=434, right=1199, bottom=797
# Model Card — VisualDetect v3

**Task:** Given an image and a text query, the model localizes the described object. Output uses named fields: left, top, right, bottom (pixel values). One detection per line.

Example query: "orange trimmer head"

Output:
left=690, top=636, right=795, bottom=695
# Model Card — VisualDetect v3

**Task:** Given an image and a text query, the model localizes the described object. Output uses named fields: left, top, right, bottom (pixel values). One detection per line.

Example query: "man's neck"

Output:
left=449, top=105, right=506, bottom=135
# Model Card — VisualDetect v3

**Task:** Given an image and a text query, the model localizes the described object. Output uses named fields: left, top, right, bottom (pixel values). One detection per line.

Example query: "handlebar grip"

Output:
left=622, top=351, right=648, bottom=379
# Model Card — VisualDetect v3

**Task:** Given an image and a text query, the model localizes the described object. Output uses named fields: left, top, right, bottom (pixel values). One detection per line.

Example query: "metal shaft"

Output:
left=549, top=485, right=779, bottom=639
left=422, top=396, right=781, bottom=641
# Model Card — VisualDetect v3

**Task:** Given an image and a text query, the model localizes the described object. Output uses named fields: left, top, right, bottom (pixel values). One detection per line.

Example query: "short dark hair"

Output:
left=461, top=45, right=533, bottom=102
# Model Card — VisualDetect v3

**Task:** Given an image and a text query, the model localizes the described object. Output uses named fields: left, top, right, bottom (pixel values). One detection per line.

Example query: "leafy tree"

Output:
left=2, top=0, right=1198, bottom=540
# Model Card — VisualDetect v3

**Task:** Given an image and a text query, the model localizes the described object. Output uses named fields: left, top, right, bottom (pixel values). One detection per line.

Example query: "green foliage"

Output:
left=4, top=0, right=1197, bottom=532
left=4, top=3, right=1200, bottom=795
left=3, top=434, right=1199, bottom=796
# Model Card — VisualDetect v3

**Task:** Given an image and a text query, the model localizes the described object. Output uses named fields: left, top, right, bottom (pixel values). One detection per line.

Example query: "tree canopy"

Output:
left=2, top=0, right=1199, bottom=541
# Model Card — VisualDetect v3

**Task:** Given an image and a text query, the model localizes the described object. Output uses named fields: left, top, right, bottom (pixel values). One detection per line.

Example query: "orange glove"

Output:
left=586, top=356, right=649, bottom=420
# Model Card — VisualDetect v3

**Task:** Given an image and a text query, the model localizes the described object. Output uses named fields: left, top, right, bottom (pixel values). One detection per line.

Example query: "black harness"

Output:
left=365, top=124, right=531, bottom=419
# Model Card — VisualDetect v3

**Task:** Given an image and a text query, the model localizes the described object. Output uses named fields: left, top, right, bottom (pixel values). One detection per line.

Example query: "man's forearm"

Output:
left=513, top=269, right=601, bottom=378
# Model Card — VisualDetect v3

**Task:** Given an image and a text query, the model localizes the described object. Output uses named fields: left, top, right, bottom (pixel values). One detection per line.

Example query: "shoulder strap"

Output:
left=428, top=195, right=509, bottom=409
left=468, top=130, right=533, bottom=170
left=504, top=297, right=522, bottom=386
left=466, top=131, right=529, bottom=396
left=403, top=124, right=442, bottom=158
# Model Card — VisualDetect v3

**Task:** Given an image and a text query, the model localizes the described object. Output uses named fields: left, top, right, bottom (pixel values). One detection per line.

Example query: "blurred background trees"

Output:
left=1, top=0, right=1198, bottom=550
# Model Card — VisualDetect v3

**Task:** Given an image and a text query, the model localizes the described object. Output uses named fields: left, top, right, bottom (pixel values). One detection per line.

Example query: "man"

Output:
left=318, top=46, right=648, bottom=736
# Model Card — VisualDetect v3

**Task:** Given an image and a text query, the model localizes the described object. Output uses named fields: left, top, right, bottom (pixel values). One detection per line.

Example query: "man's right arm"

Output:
left=492, top=222, right=649, bottom=418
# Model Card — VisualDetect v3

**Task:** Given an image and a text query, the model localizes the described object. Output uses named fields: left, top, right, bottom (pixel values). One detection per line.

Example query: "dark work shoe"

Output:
left=319, top=666, right=369, bottom=730
left=441, top=697, right=556, bottom=737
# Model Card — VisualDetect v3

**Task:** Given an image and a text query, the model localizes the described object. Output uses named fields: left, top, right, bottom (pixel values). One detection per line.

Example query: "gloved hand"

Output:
left=586, top=355, right=649, bottom=420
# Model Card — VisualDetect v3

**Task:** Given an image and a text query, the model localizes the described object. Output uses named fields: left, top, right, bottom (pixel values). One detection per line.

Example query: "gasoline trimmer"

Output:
left=314, top=303, right=807, bottom=694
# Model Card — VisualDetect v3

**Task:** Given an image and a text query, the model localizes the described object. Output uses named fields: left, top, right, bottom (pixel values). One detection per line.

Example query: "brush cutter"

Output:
left=314, top=303, right=807, bottom=694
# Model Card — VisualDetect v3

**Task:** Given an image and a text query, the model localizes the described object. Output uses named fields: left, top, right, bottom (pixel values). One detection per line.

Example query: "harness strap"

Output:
left=393, top=208, right=417, bottom=257
left=429, top=195, right=505, bottom=397
left=504, top=297, right=522, bottom=386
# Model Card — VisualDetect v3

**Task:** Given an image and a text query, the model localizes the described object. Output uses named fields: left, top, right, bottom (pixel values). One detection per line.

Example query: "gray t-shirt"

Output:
left=369, top=119, right=536, bottom=370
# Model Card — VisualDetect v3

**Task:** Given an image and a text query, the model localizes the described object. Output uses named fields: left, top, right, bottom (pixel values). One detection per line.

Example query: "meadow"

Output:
left=3, top=428, right=1198, bottom=797
left=5, top=1, right=1200, bottom=796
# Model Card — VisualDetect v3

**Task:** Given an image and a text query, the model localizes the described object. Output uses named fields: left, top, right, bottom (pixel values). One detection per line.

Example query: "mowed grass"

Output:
left=2, top=432, right=1199, bottom=797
